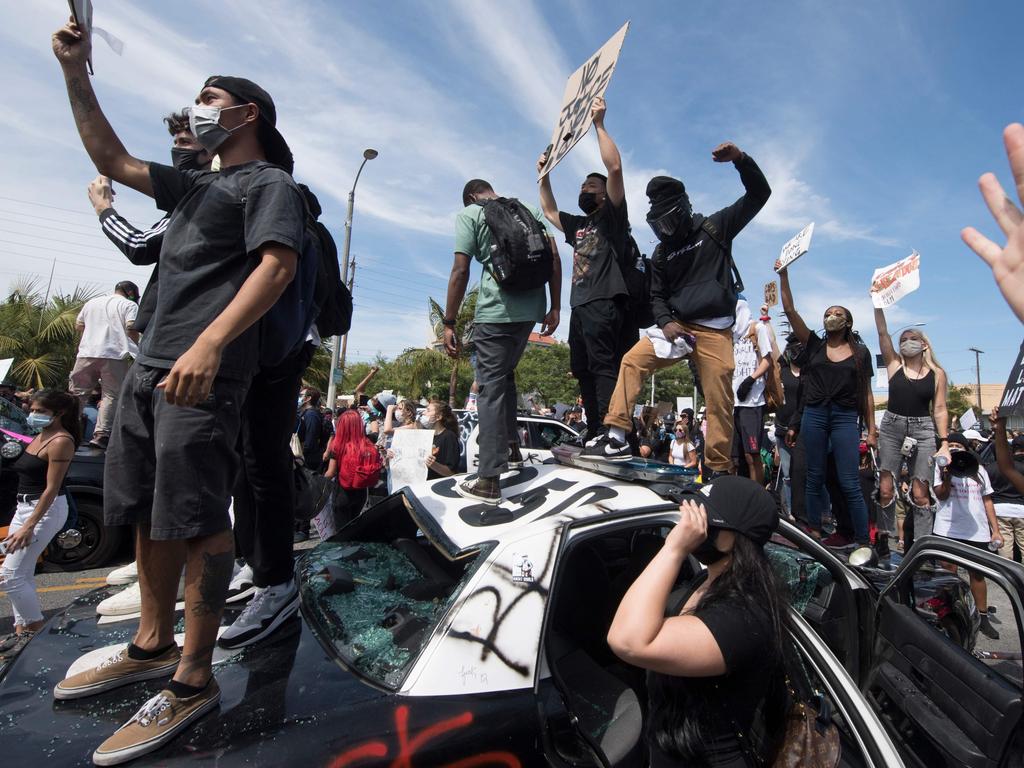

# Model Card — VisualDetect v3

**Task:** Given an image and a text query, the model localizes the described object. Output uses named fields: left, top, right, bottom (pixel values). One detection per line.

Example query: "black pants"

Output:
left=233, top=344, right=314, bottom=587
left=333, top=486, right=368, bottom=530
left=569, top=297, right=628, bottom=432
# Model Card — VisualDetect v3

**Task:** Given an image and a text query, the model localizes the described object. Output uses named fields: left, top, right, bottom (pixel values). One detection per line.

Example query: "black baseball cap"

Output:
left=204, top=76, right=294, bottom=174
left=947, top=432, right=972, bottom=450
left=686, top=475, right=779, bottom=546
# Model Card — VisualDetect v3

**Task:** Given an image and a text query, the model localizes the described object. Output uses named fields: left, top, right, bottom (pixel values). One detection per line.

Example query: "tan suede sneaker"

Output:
left=92, top=679, right=221, bottom=766
left=54, top=644, right=180, bottom=700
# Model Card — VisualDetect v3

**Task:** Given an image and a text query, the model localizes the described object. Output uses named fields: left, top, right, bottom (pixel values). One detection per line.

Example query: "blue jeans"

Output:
left=801, top=404, right=869, bottom=542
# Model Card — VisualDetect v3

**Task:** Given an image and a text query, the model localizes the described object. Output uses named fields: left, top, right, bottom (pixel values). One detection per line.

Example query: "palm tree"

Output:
left=428, top=286, right=478, bottom=407
left=0, top=279, right=99, bottom=389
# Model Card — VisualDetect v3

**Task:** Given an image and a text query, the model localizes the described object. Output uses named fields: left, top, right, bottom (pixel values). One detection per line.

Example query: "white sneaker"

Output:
left=217, top=580, right=299, bottom=649
left=98, top=577, right=186, bottom=616
left=106, top=561, right=139, bottom=586
left=226, top=561, right=256, bottom=605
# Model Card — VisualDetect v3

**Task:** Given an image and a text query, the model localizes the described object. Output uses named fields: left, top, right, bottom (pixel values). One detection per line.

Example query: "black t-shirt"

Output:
left=648, top=580, right=779, bottom=768
left=800, top=332, right=873, bottom=411
left=428, top=428, right=461, bottom=479
left=559, top=200, right=629, bottom=309
left=142, top=161, right=306, bottom=380
left=776, top=366, right=801, bottom=432
left=987, top=457, right=1024, bottom=504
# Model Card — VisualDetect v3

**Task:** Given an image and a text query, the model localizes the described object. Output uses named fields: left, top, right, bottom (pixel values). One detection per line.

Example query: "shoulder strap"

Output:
left=40, top=434, right=74, bottom=450
left=700, top=218, right=745, bottom=293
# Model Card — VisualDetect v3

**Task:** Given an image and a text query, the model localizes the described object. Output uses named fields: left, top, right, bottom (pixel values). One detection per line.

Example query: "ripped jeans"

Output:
left=876, top=412, right=935, bottom=538
left=1, top=496, right=68, bottom=627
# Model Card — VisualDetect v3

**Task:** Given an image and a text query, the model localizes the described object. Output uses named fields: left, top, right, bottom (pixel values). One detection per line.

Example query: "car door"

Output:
left=865, top=534, right=1024, bottom=768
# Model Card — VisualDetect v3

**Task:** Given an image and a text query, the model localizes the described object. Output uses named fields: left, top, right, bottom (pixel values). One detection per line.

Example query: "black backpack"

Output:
left=616, top=232, right=653, bottom=328
left=299, top=184, right=353, bottom=339
left=478, top=197, right=553, bottom=291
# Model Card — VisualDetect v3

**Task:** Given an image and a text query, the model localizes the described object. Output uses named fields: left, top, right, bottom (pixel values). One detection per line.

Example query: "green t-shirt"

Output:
left=453, top=202, right=550, bottom=324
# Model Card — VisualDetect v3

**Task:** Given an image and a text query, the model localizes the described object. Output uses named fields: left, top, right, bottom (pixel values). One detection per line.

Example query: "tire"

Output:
left=42, top=493, right=127, bottom=571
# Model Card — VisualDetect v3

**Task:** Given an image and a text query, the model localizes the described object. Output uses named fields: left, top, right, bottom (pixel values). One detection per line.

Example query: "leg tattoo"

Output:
left=191, top=550, right=234, bottom=618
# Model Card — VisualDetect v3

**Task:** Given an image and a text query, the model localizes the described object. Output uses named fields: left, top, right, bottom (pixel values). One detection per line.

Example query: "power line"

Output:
left=0, top=209, right=107, bottom=233
left=0, top=195, right=97, bottom=217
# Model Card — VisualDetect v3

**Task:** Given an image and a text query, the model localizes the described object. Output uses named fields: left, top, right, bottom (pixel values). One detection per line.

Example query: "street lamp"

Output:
left=893, top=322, right=926, bottom=336
left=326, top=148, right=378, bottom=409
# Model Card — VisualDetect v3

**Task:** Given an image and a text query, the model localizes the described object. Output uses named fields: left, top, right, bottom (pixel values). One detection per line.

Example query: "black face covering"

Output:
left=647, top=194, right=693, bottom=243
left=578, top=192, right=600, bottom=215
left=692, top=528, right=726, bottom=565
left=171, top=147, right=206, bottom=171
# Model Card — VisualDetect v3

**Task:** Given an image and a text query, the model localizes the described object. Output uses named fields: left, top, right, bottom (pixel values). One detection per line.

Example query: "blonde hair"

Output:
left=899, top=328, right=944, bottom=375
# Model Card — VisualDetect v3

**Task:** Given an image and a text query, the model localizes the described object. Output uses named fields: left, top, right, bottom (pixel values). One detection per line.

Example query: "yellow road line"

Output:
left=1, top=579, right=110, bottom=596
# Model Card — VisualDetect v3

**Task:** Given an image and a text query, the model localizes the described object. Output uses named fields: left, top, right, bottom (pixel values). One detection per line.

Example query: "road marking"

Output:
left=0, top=576, right=110, bottom=597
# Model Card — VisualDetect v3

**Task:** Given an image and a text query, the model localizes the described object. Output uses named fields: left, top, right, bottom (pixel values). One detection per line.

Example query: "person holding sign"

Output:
left=873, top=308, right=950, bottom=557
left=538, top=97, right=632, bottom=442
left=581, top=143, right=771, bottom=471
left=778, top=267, right=876, bottom=546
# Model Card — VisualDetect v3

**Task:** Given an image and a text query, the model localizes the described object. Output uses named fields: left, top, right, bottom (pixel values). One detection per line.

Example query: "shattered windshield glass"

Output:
left=299, top=501, right=483, bottom=689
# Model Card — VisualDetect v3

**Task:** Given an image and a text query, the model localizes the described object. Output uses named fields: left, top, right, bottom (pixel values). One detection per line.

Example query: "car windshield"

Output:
left=298, top=494, right=483, bottom=690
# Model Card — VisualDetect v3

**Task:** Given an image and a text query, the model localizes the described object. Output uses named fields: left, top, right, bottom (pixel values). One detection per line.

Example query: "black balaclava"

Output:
left=646, top=176, right=693, bottom=244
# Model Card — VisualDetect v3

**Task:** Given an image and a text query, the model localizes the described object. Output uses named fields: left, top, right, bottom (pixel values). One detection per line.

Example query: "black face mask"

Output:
left=692, top=528, right=727, bottom=565
left=647, top=197, right=693, bottom=243
left=578, top=192, right=600, bottom=215
left=171, top=147, right=206, bottom=171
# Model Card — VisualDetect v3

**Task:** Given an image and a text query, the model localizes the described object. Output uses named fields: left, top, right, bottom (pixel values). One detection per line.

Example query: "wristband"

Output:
left=936, top=436, right=948, bottom=449
left=442, top=318, right=456, bottom=328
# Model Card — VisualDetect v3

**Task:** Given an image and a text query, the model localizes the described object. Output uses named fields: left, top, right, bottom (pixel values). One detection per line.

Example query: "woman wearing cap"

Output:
left=778, top=266, right=876, bottom=546
left=608, top=477, right=787, bottom=767
left=933, top=432, right=1002, bottom=639
left=873, top=310, right=949, bottom=557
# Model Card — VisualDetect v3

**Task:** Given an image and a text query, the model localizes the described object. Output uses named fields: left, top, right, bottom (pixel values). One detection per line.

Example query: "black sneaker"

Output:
left=702, top=468, right=733, bottom=481
left=578, top=434, right=631, bottom=462
left=875, top=532, right=891, bottom=562
left=456, top=476, right=501, bottom=506
left=508, top=443, right=524, bottom=469
left=980, top=615, right=1000, bottom=640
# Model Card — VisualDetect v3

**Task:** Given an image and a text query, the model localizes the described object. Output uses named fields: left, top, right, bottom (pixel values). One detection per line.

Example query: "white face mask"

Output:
left=419, top=413, right=436, bottom=429
left=900, top=339, right=924, bottom=357
left=186, top=104, right=248, bottom=153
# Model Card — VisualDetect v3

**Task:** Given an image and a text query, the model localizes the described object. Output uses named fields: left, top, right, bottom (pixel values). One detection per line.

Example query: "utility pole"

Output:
left=649, top=373, right=655, bottom=406
left=339, top=259, right=356, bottom=380
left=968, top=347, right=984, bottom=412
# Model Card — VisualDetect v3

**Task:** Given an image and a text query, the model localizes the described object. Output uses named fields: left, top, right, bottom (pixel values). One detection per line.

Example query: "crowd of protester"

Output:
left=0, top=16, right=1021, bottom=766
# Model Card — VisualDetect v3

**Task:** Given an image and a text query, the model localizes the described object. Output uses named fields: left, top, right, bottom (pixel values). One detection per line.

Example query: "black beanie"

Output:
left=646, top=176, right=688, bottom=218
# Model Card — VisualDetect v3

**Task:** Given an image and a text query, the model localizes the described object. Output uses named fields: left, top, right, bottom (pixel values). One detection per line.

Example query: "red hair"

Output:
left=332, top=409, right=371, bottom=464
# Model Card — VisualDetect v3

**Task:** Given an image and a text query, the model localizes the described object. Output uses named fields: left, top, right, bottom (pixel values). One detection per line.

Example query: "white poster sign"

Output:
left=870, top=251, right=921, bottom=309
left=775, top=222, right=815, bottom=272
left=387, top=429, right=436, bottom=493
left=959, top=408, right=978, bottom=432
left=538, top=22, right=630, bottom=179
left=311, top=498, right=337, bottom=541
left=0, top=358, right=12, bottom=382
left=676, top=397, right=694, bottom=414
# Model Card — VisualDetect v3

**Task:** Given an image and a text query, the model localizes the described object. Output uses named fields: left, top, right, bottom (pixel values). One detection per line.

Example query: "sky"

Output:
left=1, top=0, right=1022, bottom=398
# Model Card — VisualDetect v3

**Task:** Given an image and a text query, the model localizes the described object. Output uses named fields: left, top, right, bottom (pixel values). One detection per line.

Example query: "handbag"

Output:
left=771, top=693, right=840, bottom=768
left=290, top=432, right=304, bottom=462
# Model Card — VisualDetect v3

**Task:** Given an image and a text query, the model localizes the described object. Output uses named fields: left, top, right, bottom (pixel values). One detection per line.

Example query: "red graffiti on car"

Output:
left=327, top=705, right=521, bottom=768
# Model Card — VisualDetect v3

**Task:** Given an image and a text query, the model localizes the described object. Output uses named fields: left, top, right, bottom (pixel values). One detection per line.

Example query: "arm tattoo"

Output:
left=190, top=550, right=234, bottom=617
left=67, top=76, right=97, bottom=123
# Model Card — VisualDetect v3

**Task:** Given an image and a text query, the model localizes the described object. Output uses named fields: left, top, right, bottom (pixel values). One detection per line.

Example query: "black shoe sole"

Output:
left=217, top=595, right=300, bottom=650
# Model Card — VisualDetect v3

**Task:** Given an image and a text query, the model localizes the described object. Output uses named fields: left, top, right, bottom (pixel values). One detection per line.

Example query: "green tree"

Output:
left=427, top=286, right=478, bottom=407
left=0, top=280, right=99, bottom=389
left=946, top=383, right=978, bottom=421
left=514, top=343, right=577, bottom=405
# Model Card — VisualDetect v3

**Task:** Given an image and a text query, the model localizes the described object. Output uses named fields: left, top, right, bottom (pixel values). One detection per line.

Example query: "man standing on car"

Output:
left=69, top=280, right=140, bottom=450
left=51, top=21, right=305, bottom=764
left=580, top=143, right=770, bottom=477
left=446, top=179, right=560, bottom=505
left=539, top=97, right=631, bottom=440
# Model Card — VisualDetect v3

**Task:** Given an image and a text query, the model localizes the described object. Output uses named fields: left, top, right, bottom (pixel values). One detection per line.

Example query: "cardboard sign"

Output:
left=764, top=280, right=778, bottom=307
left=959, top=408, right=978, bottom=432
left=870, top=251, right=921, bottom=309
left=775, top=222, right=815, bottom=272
left=998, top=340, right=1024, bottom=417
left=387, top=428, right=436, bottom=493
left=538, top=22, right=630, bottom=179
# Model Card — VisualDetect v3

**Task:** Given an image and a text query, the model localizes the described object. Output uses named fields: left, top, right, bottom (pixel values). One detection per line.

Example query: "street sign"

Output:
left=538, top=22, right=630, bottom=179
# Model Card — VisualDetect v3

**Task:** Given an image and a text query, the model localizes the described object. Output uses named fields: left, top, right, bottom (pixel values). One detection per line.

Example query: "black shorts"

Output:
left=104, top=362, right=249, bottom=540
left=732, top=405, right=764, bottom=458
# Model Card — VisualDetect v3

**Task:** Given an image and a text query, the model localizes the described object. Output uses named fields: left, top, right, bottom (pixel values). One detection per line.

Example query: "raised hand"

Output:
left=712, top=142, right=742, bottom=163
left=52, top=18, right=90, bottom=69
left=590, top=96, right=607, bottom=127
left=962, top=124, right=1024, bottom=323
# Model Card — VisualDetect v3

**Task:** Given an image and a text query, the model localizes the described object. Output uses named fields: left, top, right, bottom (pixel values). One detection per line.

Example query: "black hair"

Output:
left=115, top=281, right=140, bottom=302
left=163, top=110, right=190, bottom=136
left=586, top=172, right=608, bottom=184
left=462, top=179, right=493, bottom=206
left=649, top=534, right=788, bottom=763
left=31, top=388, right=82, bottom=446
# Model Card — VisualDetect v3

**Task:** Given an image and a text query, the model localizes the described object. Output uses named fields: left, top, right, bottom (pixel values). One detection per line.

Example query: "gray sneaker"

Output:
left=217, top=580, right=299, bottom=650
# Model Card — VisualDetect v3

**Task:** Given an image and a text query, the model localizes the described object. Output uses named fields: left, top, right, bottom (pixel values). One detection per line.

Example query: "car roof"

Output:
left=402, top=463, right=673, bottom=558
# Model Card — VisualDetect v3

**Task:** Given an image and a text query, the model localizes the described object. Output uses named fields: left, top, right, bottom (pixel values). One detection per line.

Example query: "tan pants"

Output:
left=69, top=357, right=132, bottom=440
left=604, top=324, right=735, bottom=472
left=997, top=515, right=1024, bottom=560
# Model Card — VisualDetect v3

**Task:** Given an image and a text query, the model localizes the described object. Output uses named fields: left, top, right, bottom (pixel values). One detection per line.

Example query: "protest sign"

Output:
left=998, top=340, right=1024, bottom=418
left=960, top=408, right=978, bottom=432
left=68, top=0, right=93, bottom=74
left=764, top=280, right=778, bottom=307
left=538, top=22, right=630, bottom=179
left=656, top=401, right=674, bottom=417
left=387, top=429, right=436, bottom=493
left=775, top=222, right=815, bottom=273
left=870, top=251, right=921, bottom=309
left=676, top=397, right=694, bottom=414
left=0, top=358, right=12, bottom=382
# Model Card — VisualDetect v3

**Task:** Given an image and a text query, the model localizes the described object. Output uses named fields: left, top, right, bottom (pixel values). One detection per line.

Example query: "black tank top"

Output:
left=887, top=367, right=934, bottom=418
left=12, top=437, right=69, bottom=496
